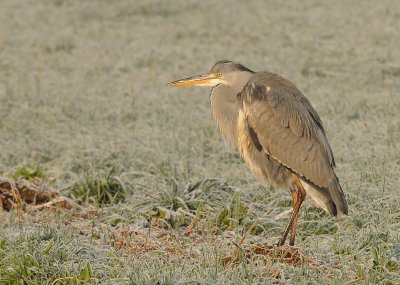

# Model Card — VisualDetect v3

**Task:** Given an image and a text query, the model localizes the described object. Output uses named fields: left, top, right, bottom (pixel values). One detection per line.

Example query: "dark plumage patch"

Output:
left=211, top=60, right=255, bottom=74
left=248, top=125, right=263, bottom=152
left=250, top=85, right=269, bottom=100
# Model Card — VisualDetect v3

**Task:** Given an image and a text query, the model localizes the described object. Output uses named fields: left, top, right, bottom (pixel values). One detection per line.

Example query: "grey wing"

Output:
left=241, top=74, right=336, bottom=188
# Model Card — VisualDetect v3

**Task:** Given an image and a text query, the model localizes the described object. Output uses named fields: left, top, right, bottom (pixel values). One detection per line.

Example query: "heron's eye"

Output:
left=217, top=72, right=222, bottom=77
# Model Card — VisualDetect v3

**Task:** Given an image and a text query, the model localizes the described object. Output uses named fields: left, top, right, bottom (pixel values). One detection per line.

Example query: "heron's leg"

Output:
left=277, top=187, right=297, bottom=246
left=289, top=175, right=306, bottom=246
left=277, top=175, right=306, bottom=246
left=289, top=188, right=299, bottom=246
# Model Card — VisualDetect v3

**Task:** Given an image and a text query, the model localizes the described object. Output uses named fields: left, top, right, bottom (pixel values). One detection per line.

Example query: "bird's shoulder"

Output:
left=241, top=71, right=304, bottom=102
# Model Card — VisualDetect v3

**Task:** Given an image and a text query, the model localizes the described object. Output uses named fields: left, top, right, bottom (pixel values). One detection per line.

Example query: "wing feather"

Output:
left=241, top=72, right=336, bottom=188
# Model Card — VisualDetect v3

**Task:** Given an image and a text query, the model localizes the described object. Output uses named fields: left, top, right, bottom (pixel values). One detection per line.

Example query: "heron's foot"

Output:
left=277, top=230, right=297, bottom=247
left=276, top=236, right=288, bottom=247
left=289, top=234, right=296, bottom=246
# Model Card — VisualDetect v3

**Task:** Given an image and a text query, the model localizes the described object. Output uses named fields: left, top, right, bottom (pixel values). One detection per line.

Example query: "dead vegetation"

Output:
left=0, top=179, right=96, bottom=216
left=109, top=219, right=321, bottom=270
left=222, top=244, right=321, bottom=267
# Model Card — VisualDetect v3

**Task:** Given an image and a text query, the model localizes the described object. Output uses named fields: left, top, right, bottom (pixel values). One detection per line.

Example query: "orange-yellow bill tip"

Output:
left=168, top=80, right=195, bottom=87
left=168, top=73, right=218, bottom=87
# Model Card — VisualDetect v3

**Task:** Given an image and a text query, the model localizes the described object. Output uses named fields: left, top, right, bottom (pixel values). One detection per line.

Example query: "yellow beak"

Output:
left=168, top=73, right=221, bottom=87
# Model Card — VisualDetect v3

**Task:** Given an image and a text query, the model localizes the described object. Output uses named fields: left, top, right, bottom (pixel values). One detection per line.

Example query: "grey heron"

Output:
left=168, top=60, right=348, bottom=246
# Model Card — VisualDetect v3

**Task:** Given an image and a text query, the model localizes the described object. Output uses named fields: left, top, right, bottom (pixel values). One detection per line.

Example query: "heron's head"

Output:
left=168, top=60, right=254, bottom=87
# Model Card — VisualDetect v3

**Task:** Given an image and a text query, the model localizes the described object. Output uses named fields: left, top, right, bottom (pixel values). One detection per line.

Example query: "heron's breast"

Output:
left=237, top=110, right=265, bottom=180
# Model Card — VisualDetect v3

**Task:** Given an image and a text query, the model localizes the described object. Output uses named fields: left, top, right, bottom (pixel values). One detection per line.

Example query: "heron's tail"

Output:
left=301, top=176, right=348, bottom=217
left=327, top=175, right=348, bottom=216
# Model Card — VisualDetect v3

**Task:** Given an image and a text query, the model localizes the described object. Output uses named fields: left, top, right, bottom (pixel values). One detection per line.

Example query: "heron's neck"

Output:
left=209, top=71, right=253, bottom=146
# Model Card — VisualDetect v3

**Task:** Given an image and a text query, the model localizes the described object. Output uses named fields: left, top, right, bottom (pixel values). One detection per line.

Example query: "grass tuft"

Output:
left=216, top=191, right=253, bottom=230
left=11, top=164, right=45, bottom=181
left=70, top=168, right=129, bottom=205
